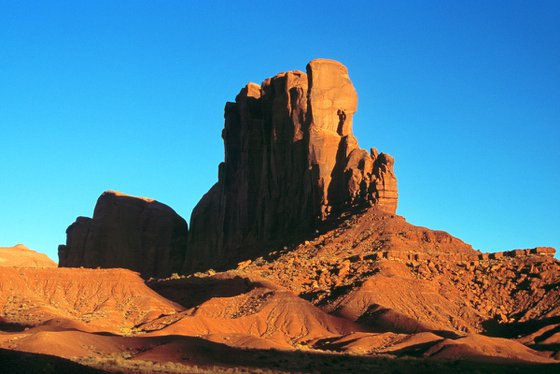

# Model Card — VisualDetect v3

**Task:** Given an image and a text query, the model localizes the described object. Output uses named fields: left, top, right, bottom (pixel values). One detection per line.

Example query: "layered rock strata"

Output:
left=185, top=59, right=398, bottom=272
left=58, top=190, right=188, bottom=278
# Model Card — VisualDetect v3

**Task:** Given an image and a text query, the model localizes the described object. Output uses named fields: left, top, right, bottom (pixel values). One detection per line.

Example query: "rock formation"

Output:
left=58, top=190, right=188, bottom=278
left=185, top=59, right=398, bottom=272
left=58, top=59, right=397, bottom=275
left=17, top=59, right=560, bottom=370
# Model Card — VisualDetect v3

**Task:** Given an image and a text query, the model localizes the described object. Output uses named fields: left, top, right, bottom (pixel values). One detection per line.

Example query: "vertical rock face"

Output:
left=186, top=71, right=312, bottom=272
left=58, top=191, right=188, bottom=278
left=185, top=59, right=398, bottom=272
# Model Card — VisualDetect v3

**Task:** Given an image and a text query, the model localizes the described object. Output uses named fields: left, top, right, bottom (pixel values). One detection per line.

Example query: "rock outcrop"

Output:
left=58, top=190, right=188, bottom=278
left=185, top=59, right=398, bottom=272
left=57, top=60, right=398, bottom=275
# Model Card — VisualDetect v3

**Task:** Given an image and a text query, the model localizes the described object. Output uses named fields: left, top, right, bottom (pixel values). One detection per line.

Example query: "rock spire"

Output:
left=185, top=59, right=398, bottom=271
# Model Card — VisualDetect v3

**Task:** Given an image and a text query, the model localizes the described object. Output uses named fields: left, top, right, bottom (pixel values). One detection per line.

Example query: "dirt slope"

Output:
left=0, top=268, right=181, bottom=332
left=0, top=260, right=557, bottom=371
left=0, top=245, right=56, bottom=268
left=144, top=272, right=359, bottom=349
left=237, top=207, right=559, bottom=351
left=0, top=348, right=106, bottom=373
left=0, top=208, right=558, bottom=370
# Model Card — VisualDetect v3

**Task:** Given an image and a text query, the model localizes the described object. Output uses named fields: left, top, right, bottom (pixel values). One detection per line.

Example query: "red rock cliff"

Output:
left=185, top=59, right=398, bottom=272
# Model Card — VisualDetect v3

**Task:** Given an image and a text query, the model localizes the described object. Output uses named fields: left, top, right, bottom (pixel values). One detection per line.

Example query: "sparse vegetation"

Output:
left=76, top=355, right=292, bottom=374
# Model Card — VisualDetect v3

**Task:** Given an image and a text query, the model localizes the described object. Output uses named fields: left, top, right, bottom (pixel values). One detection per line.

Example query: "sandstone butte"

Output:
left=186, top=59, right=398, bottom=272
left=1, top=59, right=557, bottom=373
left=58, top=190, right=188, bottom=278
left=59, top=58, right=398, bottom=277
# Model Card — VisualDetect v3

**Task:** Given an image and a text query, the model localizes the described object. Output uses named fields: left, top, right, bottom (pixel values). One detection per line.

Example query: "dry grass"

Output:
left=76, top=355, right=293, bottom=374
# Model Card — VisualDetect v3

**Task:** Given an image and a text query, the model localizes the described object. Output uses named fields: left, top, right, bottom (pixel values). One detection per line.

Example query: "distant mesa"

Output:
left=0, top=244, right=56, bottom=268
left=58, top=190, right=188, bottom=278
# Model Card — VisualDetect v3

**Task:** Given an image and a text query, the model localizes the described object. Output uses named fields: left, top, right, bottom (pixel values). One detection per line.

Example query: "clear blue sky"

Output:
left=1, top=1, right=559, bottom=262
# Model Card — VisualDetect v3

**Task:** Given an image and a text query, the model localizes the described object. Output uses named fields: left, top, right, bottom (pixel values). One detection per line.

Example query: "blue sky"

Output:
left=1, top=1, right=559, bottom=262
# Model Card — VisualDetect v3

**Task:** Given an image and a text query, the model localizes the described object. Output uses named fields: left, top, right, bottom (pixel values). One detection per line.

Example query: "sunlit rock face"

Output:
left=185, top=59, right=398, bottom=272
left=58, top=190, right=188, bottom=278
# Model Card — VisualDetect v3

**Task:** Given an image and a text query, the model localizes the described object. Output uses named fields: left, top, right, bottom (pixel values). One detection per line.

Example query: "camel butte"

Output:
left=0, top=59, right=558, bottom=373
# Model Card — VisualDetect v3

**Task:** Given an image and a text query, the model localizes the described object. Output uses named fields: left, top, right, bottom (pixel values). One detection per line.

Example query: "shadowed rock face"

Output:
left=58, top=191, right=188, bottom=278
left=185, top=59, right=398, bottom=272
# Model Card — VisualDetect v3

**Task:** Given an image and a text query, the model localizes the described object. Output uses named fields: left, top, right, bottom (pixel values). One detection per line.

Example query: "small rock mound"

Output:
left=0, top=245, right=56, bottom=268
